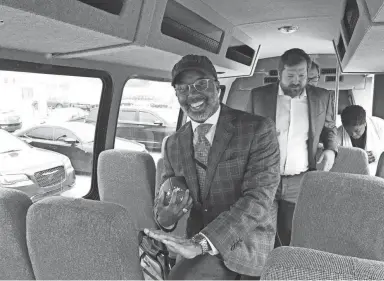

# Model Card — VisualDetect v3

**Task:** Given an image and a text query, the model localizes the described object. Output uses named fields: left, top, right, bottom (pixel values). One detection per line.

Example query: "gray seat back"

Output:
left=98, top=149, right=156, bottom=229
left=261, top=246, right=384, bottom=280
left=292, top=171, right=384, bottom=261
left=316, top=146, right=369, bottom=175
left=26, top=196, right=143, bottom=280
left=0, top=188, right=34, bottom=280
left=376, top=152, right=384, bottom=178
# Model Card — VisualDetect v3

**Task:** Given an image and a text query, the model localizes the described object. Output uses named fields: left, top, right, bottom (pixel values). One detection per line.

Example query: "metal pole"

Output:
left=334, top=64, right=340, bottom=121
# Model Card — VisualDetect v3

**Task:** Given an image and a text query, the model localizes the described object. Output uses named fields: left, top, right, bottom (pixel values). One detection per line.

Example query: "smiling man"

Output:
left=247, top=48, right=338, bottom=246
left=146, top=55, right=280, bottom=279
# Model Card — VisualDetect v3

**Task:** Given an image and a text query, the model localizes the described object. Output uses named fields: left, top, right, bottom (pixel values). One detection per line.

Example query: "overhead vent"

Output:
left=325, top=75, right=344, bottom=82
left=264, top=77, right=279, bottom=84
left=161, top=0, right=224, bottom=54
left=321, top=68, right=337, bottom=74
left=342, top=0, right=359, bottom=44
left=77, top=0, right=125, bottom=15
left=225, top=37, right=255, bottom=66
left=269, top=70, right=278, bottom=76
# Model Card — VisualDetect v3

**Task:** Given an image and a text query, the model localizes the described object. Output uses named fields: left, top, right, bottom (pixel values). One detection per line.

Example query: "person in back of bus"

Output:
left=145, top=54, right=280, bottom=280
left=338, top=105, right=384, bottom=175
left=247, top=48, right=338, bottom=246
left=307, top=61, right=320, bottom=86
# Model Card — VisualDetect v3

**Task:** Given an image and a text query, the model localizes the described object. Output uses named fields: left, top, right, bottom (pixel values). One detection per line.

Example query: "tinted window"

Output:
left=26, top=127, right=54, bottom=140
left=119, top=79, right=180, bottom=162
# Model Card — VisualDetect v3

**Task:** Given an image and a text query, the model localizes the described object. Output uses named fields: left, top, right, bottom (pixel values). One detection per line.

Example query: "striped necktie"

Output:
left=193, top=123, right=212, bottom=199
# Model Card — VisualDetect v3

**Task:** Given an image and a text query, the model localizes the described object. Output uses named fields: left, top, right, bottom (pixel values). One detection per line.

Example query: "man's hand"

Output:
left=317, top=149, right=336, bottom=171
left=367, top=151, right=376, bottom=164
left=155, top=186, right=193, bottom=228
left=144, top=229, right=202, bottom=259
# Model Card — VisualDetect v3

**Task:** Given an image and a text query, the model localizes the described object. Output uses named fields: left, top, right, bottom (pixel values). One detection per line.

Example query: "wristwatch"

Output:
left=192, top=233, right=211, bottom=255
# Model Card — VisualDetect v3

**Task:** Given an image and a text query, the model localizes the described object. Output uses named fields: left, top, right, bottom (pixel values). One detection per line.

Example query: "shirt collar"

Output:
left=278, top=84, right=307, bottom=98
left=191, top=105, right=221, bottom=132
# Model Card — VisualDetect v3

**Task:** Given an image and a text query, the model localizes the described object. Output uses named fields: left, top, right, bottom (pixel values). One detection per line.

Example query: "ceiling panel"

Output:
left=201, top=0, right=343, bottom=25
left=201, top=0, right=343, bottom=57
left=239, top=17, right=337, bottom=58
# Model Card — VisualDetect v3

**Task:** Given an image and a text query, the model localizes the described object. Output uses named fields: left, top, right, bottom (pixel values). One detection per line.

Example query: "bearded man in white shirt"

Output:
left=247, top=48, right=339, bottom=246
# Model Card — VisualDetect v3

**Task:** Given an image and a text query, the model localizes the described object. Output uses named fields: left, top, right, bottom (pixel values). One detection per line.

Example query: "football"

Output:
left=162, top=176, right=188, bottom=206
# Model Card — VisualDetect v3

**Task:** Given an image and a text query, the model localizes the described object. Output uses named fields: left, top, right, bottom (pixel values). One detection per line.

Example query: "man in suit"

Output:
left=145, top=54, right=280, bottom=279
left=247, top=48, right=338, bottom=246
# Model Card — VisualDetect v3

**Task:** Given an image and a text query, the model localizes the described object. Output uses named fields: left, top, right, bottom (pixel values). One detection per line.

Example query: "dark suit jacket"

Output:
left=157, top=104, right=280, bottom=276
left=247, top=83, right=338, bottom=170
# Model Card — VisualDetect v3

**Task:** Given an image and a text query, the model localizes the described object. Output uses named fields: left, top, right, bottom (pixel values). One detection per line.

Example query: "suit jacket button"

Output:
left=204, top=209, right=208, bottom=212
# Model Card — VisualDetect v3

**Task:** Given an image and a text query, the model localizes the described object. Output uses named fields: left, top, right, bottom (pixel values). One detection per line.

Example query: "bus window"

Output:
left=0, top=70, right=103, bottom=201
left=117, top=79, right=181, bottom=164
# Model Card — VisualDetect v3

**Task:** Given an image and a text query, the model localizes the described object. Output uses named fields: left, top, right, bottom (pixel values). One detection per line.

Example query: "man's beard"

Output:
left=281, top=84, right=305, bottom=97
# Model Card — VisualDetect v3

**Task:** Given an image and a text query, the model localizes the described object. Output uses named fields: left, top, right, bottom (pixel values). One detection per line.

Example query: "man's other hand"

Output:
left=155, top=186, right=193, bottom=228
left=144, top=229, right=202, bottom=259
left=367, top=151, right=376, bottom=164
left=317, top=149, right=336, bottom=171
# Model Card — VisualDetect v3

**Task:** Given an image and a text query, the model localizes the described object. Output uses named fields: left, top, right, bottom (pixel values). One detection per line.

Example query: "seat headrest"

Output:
left=292, top=171, right=384, bottom=261
left=27, top=196, right=143, bottom=280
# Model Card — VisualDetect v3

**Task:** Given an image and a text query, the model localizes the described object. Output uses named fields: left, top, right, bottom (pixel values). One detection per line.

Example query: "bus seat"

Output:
left=291, top=171, right=384, bottom=261
left=376, top=152, right=384, bottom=178
left=26, top=197, right=143, bottom=280
left=316, top=146, right=369, bottom=175
left=0, top=188, right=34, bottom=280
left=97, top=149, right=157, bottom=229
left=261, top=246, right=384, bottom=280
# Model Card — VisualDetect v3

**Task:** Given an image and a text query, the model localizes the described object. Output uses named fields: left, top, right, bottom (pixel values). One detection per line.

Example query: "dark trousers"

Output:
left=169, top=254, right=260, bottom=280
left=275, top=200, right=296, bottom=246
left=274, top=173, right=305, bottom=246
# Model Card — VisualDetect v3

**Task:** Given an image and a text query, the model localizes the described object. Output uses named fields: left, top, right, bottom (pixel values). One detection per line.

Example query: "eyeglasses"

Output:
left=174, top=78, right=212, bottom=95
left=308, top=76, right=320, bottom=83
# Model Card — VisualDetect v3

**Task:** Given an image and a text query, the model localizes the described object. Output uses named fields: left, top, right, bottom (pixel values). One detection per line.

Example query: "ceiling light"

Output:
left=278, top=25, right=299, bottom=34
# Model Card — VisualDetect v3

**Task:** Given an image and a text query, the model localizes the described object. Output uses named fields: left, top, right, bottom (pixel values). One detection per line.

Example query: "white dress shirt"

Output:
left=276, top=85, right=310, bottom=175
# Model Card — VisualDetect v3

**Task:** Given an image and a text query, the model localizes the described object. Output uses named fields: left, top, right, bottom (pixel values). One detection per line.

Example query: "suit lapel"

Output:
left=177, top=123, right=200, bottom=203
left=202, top=105, right=235, bottom=201
left=306, top=86, right=319, bottom=139
left=266, top=83, right=279, bottom=122
left=254, top=83, right=278, bottom=121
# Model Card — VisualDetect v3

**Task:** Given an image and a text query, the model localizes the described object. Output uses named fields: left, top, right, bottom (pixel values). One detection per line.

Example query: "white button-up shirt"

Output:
left=276, top=85, right=310, bottom=175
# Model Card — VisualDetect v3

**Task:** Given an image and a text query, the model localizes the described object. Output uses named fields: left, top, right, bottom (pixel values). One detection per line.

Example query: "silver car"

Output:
left=0, top=129, right=76, bottom=201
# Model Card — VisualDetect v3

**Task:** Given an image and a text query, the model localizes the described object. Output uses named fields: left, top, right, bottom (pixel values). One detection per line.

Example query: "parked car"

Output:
left=14, top=122, right=148, bottom=174
left=45, top=107, right=89, bottom=123
left=85, top=107, right=176, bottom=151
left=0, top=109, right=22, bottom=132
left=0, top=129, right=75, bottom=201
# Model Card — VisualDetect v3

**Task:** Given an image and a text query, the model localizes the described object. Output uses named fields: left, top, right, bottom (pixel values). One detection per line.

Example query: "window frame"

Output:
left=0, top=58, right=112, bottom=200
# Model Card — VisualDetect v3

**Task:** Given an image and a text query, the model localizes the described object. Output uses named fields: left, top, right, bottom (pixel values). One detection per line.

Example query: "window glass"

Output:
left=118, top=109, right=136, bottom=122
left=0, top=70, right=102, bottom=201
left=139, top=111, right=159, bottom=124
left=118, top=79, right=180, bottom=164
